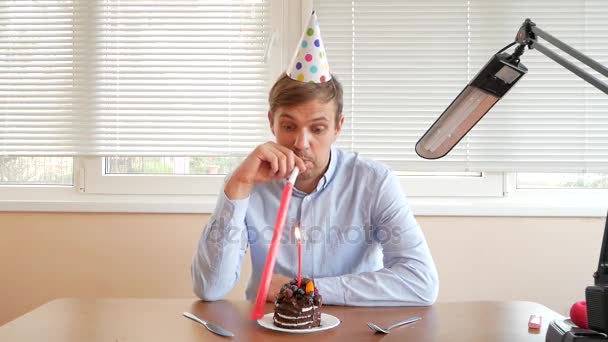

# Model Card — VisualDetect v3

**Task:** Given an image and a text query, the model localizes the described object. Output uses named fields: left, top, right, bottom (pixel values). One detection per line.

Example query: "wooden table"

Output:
left=0, top=298, right=563, bottom=341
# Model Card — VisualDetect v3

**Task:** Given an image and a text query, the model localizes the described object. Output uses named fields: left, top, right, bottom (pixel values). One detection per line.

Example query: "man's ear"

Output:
left=333, top=114, right=344, bottom=141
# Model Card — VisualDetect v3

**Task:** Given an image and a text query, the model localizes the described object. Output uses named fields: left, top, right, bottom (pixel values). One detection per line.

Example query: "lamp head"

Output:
left=415, top=51, right=527, bottom=159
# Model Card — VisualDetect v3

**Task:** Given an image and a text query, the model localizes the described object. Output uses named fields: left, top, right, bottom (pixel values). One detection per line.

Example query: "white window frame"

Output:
left=82, top=157, right=224, bottom=196
left=83, top=156, right=504, bottom=197
left=502, top=173, right=608, bottom=217
left=5, top=169, right=608, bottom=216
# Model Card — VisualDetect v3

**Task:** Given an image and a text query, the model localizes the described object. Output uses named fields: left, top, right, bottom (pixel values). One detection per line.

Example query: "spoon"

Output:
left=367, top=316, right=422, bottom=334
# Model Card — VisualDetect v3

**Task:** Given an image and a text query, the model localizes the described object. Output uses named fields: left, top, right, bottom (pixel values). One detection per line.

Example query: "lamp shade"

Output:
left=416, top=52, right=527, bottom=159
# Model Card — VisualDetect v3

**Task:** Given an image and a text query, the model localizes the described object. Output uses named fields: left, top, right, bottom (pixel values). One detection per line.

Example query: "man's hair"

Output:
left=268, top=73, right=343, bottom=124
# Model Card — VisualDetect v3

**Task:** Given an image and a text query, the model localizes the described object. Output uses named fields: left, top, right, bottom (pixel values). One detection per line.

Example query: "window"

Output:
left=311, top=0, right=608, bottom=210
left=0, top=1, right=76, bottom=187
left=95, top=1, right=274, bottom=177
left=1, top=1, right=607, bottom=215
left=0, top=157, right=72, bottom=185
left=1, top=1, right=275, bottom=164
left=313, top=0, right=608, bottom=173
left=105, top=156, right=241, bottom=175
left=2, top=0, right=279, bottom=197
left=517, top=173, right=608, bottom=189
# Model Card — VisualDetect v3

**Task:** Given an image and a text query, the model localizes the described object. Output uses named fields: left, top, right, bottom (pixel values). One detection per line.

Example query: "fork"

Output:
left=367, top=316, right=422, bottom=334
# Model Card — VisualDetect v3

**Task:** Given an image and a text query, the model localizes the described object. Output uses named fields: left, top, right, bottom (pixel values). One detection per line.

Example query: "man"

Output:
left=191, top=12, right=438, bottom=306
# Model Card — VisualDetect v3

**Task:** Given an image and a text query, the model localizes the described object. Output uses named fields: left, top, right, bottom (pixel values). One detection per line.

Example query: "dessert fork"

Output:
left=367, top=316, right=421, bottom=334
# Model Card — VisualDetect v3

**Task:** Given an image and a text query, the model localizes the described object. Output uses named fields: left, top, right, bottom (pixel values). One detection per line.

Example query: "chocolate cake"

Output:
left=273, top=278, right=322, bottom=329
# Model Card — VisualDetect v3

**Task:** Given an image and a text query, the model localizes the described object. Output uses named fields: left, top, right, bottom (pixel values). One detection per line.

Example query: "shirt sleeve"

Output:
left=315, top=169, right=439, bottom=306
left=191, top=189, right=250, bottom=301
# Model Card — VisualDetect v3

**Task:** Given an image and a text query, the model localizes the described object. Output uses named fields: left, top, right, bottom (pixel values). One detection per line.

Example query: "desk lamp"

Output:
left=414, top=18, right=608, bottom=341
left=415, top=18, right=608, bottom=160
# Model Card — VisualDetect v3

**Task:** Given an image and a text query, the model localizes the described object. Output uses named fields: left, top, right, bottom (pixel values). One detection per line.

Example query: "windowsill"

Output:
left=0, top=197, right=218, bottom=214
left=1, top=190, right=606, bottom=217
left=0, top=188, right=219, bottom=214
left=411, top=194, right=606, bottom=217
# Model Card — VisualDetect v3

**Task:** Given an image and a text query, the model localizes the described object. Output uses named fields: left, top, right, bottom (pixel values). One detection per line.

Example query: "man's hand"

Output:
left=266, top=274, right=292, bottom=302
left=225, top=142, right=307, bottom=199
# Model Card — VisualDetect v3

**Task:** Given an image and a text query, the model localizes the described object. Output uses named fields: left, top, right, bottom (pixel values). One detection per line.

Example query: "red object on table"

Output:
left=250, top=168, right=299, bottom=320
left=528, top=314, right=542, bottom=329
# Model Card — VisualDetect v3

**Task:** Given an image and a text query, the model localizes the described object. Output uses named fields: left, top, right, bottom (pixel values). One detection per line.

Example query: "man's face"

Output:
left=270, top=99, right=343, bottom=181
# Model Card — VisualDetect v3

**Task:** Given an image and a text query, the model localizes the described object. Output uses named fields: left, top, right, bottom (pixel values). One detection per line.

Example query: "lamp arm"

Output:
left=531, top=25, right=608, bottom=78
left=516, top=19, right=608, bottom=95
left=532, top=40, right=608, bottom=95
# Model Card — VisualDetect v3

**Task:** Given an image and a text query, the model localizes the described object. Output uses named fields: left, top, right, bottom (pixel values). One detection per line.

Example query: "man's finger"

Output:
left=294, top=156, right=307, bottom=173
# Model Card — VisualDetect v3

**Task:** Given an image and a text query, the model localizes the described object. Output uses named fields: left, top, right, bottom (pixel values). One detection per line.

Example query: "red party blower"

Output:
left=250, top=167, right=300, bottom=320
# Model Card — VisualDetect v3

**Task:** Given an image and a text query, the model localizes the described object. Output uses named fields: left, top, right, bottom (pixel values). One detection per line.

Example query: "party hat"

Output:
left=286, top=11, right=331, bottom=83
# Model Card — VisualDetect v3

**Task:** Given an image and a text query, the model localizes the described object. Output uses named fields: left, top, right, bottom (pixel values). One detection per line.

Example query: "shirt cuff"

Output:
left=215, top=190, right=249, bottom=226
left=315, top=276, right=346, bottom=306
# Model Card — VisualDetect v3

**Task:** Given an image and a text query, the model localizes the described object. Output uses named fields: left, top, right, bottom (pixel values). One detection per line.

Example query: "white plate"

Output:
left=257, top=312, right=340, bottom=333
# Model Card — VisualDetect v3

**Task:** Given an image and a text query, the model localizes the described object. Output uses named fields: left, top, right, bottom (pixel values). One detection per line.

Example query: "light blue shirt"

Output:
left=192, top=147, right=439, bottom=306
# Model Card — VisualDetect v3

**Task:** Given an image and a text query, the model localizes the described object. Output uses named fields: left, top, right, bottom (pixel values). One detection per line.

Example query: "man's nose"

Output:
left=294, top=129, right=310, bottom=150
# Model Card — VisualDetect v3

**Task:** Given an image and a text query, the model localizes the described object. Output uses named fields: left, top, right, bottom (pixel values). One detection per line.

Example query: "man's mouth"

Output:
left=297, top=155, right=313, bottom=162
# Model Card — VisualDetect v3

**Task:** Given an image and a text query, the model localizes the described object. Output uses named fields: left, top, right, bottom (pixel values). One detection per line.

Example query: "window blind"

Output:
left=1, top=0, right=75, bottom=155
left=315, top=0, right=608, bottom=172
left=1, top=0, right=272, bottom=156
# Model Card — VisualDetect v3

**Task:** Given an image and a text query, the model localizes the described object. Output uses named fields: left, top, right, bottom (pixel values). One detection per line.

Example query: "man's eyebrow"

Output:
left=279, top=113, right=329, bottom=122
left=278, top=113, right=296, bottom=120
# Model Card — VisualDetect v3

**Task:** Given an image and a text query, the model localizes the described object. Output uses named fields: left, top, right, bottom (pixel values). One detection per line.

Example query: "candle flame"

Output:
left=294, top=226, right=301, bottom=240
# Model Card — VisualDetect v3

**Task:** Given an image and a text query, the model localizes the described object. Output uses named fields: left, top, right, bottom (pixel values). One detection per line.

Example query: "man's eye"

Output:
left=282, top=125, right=295, bottom=131
left=313, top=126, right=326, bottom=134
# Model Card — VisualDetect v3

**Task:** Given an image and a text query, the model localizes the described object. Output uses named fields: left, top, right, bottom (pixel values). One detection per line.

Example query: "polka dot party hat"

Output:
left=286, top=11, right=331, bottom=83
